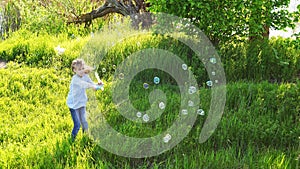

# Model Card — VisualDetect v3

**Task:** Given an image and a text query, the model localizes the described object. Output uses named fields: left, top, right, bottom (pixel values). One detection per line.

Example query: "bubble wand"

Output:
left=95, top=71, right=104, bottom=91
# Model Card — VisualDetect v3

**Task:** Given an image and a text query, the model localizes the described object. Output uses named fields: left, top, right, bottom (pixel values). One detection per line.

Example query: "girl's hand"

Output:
left=94, top=85, right=103, bottom=91
left=95, top=86, right=100, bottom=91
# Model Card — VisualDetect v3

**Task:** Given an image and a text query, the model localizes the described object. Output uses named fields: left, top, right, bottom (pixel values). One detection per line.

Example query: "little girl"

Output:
left=66, top=59, right=103, bottom=140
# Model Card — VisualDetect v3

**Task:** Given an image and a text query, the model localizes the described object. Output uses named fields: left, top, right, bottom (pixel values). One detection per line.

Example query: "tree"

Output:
left=4, top=0, right=299, bottom=43
left=147, top=0, right=297, bottom=46
left=67, top=0, right=150, bottom=27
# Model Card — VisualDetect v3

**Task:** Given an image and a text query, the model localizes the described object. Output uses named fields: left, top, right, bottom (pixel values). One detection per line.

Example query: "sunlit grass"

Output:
left=0, top=64, right=299, bottom=168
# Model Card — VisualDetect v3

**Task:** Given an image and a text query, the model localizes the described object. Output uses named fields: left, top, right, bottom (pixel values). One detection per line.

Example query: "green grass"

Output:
left=1, top=3, right=300, bottom=168
left=0, top=64, right=299, bottom=168
left=0, top=22, right=299, bottom=169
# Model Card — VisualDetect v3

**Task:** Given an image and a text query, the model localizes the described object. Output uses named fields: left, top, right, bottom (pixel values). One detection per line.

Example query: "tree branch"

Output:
left=66, top=0, right=151, bottom=27
left=67, top=1, right=123, bottom=25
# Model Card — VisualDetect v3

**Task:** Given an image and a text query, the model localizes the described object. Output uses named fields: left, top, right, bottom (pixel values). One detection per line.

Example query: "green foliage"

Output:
left=213, top=81, right=300, bottom=149
left=147, top=0, right=296, bottom=45
left=0, top=63, right=299, bottom=168
left=0, top=0, right=106, bottom=36
left=0, top=65, right=71, bottom=168
left=0, top=29, right=90, bottom=68
left=1, top=23, right=299, bottom=83
left=0, top=14, right=299, bottom=168
left=220, top=37, right=300, bottom=82
left=0, top=1, right=21, bottom=39
left=94, top=31, right=299, bottom=83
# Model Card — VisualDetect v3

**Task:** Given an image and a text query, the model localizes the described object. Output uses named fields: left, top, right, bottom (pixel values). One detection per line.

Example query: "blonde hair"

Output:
left=71, top=59, right=93, bottom=74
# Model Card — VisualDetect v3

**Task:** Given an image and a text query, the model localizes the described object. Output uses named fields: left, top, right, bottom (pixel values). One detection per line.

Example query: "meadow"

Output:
left=0, top=26, right=300, bottom=168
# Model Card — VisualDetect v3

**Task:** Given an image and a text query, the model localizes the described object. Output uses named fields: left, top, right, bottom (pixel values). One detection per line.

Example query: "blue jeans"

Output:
left=70, top=107, right=88, bottom=138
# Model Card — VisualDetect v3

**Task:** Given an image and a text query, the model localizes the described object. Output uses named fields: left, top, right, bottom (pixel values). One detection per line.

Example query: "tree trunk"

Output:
left=67, top=0, right=151, bottom=28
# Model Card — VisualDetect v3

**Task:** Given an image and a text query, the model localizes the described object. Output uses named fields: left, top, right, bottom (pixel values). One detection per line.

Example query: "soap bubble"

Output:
left=54, top=45, right=65, bottom=55
left=119, top=73, right=124, bottom=79
left=163, top=137, right=169, bottom=143
left=143, top=83, right=149, bottom=89
left=188, top=86, right=197, bottom=94
left=159, top=102, right=165, bottom=109
left=154, top=76, right=160, bottom=84
left=209, top=57, right=217, bottom=64
left=136, top=112, right=142, bottom=118
left=102, top=68, right=106, bottom=73
left=188, top=100, right=194, bottom=107
left=181, top=109, right=188, bottom=115
left=197, top=109, right=205, bottom=116
left=143, top=114, right=149, bottom=122
left=182, top=64, right=188, bottom=70
left=112, top=65, right=117, bottom=69
left=163, top=134, right=172, bottom=143
left=212, top=71, right=216, bottom=76
left=215, top=80, right=219, bottom=84
left=206, top=81, right=213, bottom=87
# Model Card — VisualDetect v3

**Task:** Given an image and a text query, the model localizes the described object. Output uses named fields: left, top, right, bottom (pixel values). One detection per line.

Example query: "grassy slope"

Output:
left=0, top=65, right=299, bottom=168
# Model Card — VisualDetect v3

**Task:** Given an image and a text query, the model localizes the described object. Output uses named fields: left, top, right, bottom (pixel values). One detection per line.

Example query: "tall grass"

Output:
left=0, top=63, right=299, bottom=168
left=0, top=18, right=299, bottom=168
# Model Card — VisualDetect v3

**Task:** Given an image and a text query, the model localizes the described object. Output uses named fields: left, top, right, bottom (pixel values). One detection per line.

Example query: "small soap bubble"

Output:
left=154, top=76, right=160, bottom=84
left=54, top=45, right=65, bottom=55
left=182, top=64, right=188, bottom=70
left=112, top=65, right=117, bottom=69
left=119, top=73, right=124, bottom=79
left=165, top=134, right=171, bottom=140
left=163, top=137, right=169, bottom=143
left=197, top=109, right=205, bottom=116
left=159, top=102, right=165, bottom=109
left=215, top=80, right=219, bottom=84
left=136, top=112, right=142, bottom=118
left=188, top=100, right=194, bottom=107
left=206, top=80, right=213, bottom=87
left=163, top=134, right=172, bottom=143
left=181, top=109, right=188, bottom=115
left=212, top=71, right=216, bottom=76
left=209, top=57, right=217, bottom=64
left=102, top=68, right=106, bottom=73
left=143, top=83, right=149, bottom=89
left=143, top=114, right=149, bottom=122
left=188, top=86, right=197, bottom=94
